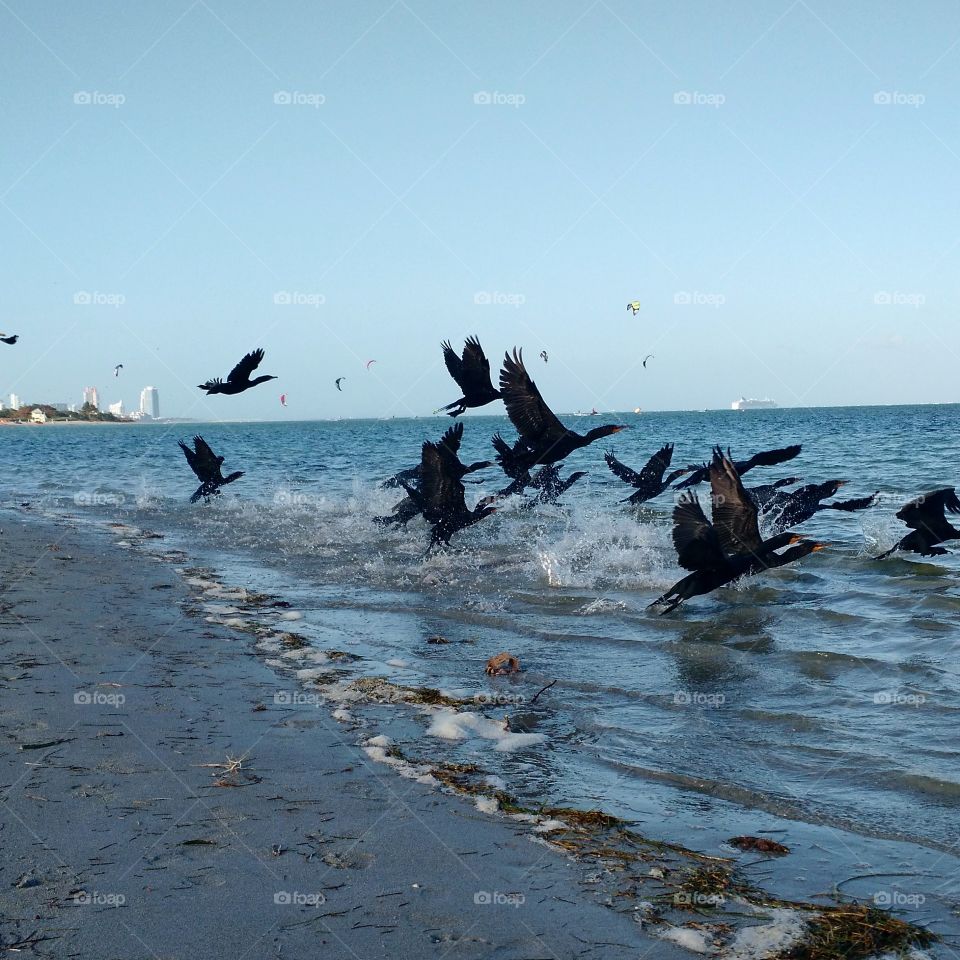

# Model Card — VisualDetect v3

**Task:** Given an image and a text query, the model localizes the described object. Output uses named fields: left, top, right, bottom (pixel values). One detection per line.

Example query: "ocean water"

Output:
left=5, top=405, right=960, bottom=922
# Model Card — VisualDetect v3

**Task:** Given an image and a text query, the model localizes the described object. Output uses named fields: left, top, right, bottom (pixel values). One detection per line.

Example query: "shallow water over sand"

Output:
left=5, top=404, right=960, bottom=924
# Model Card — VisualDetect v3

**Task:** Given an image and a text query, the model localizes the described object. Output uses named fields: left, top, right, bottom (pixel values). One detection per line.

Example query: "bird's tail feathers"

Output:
left=440, top=398, right=467, bottom=417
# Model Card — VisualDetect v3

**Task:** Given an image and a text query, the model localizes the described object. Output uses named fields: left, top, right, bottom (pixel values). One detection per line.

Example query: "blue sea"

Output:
left=5, top=404, right=960, bottom=926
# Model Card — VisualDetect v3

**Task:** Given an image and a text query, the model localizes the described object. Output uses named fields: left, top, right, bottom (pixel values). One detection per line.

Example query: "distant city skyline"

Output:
left=140, top=386, right=159, bottom=419
left=3, top=2, right=960, bottom=419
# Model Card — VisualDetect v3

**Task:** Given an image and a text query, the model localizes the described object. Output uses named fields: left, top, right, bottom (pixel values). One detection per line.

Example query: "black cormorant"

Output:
left=499, top=348, right=626, bottom=468
left=198, top=348, right=277, bottom=395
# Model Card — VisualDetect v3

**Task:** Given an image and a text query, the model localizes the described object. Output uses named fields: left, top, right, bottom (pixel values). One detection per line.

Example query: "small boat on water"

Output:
left=731, top=397, right=777, bottom=411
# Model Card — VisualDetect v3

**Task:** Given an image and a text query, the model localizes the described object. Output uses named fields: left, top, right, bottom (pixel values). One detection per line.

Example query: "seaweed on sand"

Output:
left=779, top=903, right=935, bottom=960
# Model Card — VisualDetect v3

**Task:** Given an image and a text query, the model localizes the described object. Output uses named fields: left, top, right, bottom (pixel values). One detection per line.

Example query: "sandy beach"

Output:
left=0, top=513, right=689, bottom=959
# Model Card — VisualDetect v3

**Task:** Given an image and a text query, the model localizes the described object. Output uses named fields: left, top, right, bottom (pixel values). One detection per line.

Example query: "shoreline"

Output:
left=0, top=510, right=947, bottom=957
left=0, top=420, right=179, bottom=427
left=0, top=512, right=684, bottom=959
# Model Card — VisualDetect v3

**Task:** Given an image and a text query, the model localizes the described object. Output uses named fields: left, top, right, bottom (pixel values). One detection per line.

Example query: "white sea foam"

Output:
left=725, top=909, right=807, bottom=960
left=426, top=709, right=546, bottom=752
left=657, top=925, right=712, bottom=953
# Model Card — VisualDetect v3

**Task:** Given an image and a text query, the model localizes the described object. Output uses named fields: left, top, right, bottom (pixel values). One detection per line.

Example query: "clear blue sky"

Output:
left=2, top=0, right=960, bottom=420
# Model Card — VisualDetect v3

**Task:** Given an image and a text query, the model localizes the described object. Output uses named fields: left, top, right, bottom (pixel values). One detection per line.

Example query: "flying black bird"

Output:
left=377, top=423, right=491, bottom=529
left=675, top=444, right=802, bottom=489
left=198, top=348, right=277, bottom=395
left=335, top=377, right=346, bottom=391
left=650, top=448, right=823, bottom=613
left=178, top=436, right=244, bottom=503
left=540, top=350, right=549, bottom=363
left=0, top=333, right=18, bottom=345
left=642, top=354, right=653, bottom=368
left=114, top=364, right=123, bottom=377
left=439, top=337, right=501, bottom=417
left=764, top=481, right=879, bottom=534
left=878, top=488, right=960, bottom=558
left=748, top=477, right=802, bottom=511
left=490, top=433, right=534, bottom=497
left=499, top=348, right=626, bottom=468
left=627, top=302, right=640, bottom=315
left=401, top=425, right=497, bottom=545
left=521, top=465, right=587, bottom=507
left=605, top=444, right=689, bottom=505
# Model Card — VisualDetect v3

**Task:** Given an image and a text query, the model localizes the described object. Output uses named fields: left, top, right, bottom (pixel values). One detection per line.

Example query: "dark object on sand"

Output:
left=676, top=444, right=802, bottom=489
left=729, top=835, right=791, bottom=855
left=439, top=336, right=501, bottom=417
left=485, top=653, right=520, bottom=675
left=879, top=488, right=960, bottom=558
left=178, top=435, right=244, bottom=503
left=605, top=443, right=688, bottom=504
left=198, top=348, right=277, bottom=395
left=651, top=448, right=824, bottom=613
left=499, top=348, right=626, bottom=468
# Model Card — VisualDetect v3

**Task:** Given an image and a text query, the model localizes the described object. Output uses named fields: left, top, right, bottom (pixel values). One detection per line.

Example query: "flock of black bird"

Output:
left=79, top=336, right=960, bottom=613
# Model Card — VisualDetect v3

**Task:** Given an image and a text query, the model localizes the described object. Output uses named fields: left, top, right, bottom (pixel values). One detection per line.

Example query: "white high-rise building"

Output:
left=108, top=401, right=124, bottom=417
left=8, top=393, right=21, bottom=411
left=140, top=386, right=159, bottom=419
left=83, top=386, right=99, bottom=410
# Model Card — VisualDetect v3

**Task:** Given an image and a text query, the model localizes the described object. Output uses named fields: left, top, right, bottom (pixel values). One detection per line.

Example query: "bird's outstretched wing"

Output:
left=738, top=444, right=802, bottom=473
left=192, top=436, right=222, bottom=479
left=441, top=340, right=463, bottom=384
left=178, top=439, right=202, bottom=480
left=673, top=493, right=726, bottom=571
left=709, top=449, right=764, bottom=556
left=637, top=443, right=674, bottom=485
left=461, top=336, right=494, bottom=389
left=499, top=348, right=567, bottom=446
left=437, top=421, right=464, bottom=459
left=444, top=337, right=496, bottom=396
left=492, top=432, right=529, bottom=481
left=604, top=452, right=644, bottom=487
left=227, top=349, right=265, bottom=384
left=897, top=488, right=960, bottom=529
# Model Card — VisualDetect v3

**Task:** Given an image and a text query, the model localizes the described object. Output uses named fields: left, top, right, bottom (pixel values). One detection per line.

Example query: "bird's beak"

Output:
left=837, top=481, right=849, bottom=487
left=788, top=534, right=805, bottom=544
left=812, top=542, right=828, bottom=552
left=612, top=426, right=629, bottom=433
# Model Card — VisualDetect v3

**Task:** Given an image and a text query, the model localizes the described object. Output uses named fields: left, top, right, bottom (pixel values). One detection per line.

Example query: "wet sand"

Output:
left=0, top=513, right=680, bottom=959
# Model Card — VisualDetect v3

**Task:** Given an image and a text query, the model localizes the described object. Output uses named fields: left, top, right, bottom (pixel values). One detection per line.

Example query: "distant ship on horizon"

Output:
left=731, top=397, right=778, bottom=411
